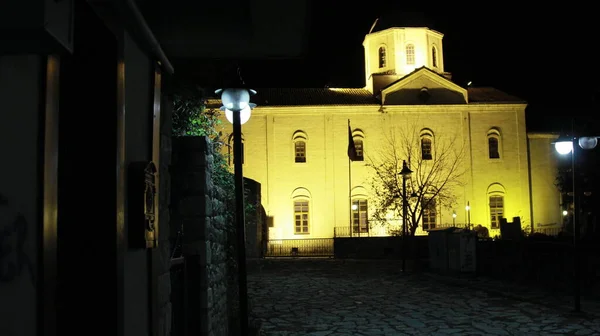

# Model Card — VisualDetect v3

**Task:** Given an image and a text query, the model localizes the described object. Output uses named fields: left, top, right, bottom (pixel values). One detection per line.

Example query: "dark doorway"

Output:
left=56, top=0, right=119, bottom=334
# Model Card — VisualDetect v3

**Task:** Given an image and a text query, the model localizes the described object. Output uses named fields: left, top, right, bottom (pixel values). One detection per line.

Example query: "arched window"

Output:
left=432, top=46, right=438, bottom=68
left=351, top=186, right=369, bottom=234
left=420, top=129, right=434, bottom=160
left=406, top=44, right=415, bottom=65
left=378, top=46, right=387, bottom=68
left=291, top=187, right=311, bottom=234
left=292, top=130, right=307, bottom=163
left=227, top=133, right=244, bottom=166
left=487, top=128, right=501, bottom=159
left=352, top=129, right=365, bottom=161
left=351, top=199, right=369, bottom=234
left=487, top=183, right=505, bottom=229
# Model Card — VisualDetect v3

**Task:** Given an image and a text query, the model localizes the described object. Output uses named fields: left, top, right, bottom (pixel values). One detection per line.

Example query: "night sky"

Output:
left=161, top=4, right=599, bottom=132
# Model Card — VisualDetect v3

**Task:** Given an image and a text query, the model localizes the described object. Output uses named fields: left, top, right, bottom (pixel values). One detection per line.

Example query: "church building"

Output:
left=212, top=26, right=563, bottom=240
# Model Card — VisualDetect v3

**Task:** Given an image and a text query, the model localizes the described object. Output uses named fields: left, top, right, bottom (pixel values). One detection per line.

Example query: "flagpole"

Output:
left=348, top=119, right=352, bottom=237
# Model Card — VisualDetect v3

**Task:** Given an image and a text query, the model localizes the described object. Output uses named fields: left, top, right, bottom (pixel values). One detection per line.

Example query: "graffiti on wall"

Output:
left=0, top=193, right=35, bottom=285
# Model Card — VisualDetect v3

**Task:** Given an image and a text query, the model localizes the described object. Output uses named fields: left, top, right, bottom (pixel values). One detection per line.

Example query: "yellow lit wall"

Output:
left=527, top=133, right=563, bottom=229
left=217, top=101, right=543, bottom=239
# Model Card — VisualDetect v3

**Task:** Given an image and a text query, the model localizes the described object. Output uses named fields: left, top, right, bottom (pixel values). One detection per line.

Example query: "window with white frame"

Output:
left=294, top=200, right=310, bottom=234
left=293, top=131, right=307, bottom=163
left=406, top=44, right=415, bottom=65
left=352, top=199, right=368, bottom=233
left=489, top=195, right=504, bottom=228
left=422, top=198, right=436, bottom=230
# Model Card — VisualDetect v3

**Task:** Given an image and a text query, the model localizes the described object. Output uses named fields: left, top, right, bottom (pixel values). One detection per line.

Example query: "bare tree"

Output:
left=368, top=120, right=466, bottom=236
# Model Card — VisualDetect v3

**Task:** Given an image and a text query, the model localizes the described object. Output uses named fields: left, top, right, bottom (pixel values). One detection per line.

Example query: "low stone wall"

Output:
left=334, top=236, right=429, bottom=260
left=171, top=136, right=238, bottom=336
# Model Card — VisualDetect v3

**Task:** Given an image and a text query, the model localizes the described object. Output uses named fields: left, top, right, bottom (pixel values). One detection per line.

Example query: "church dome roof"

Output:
left=369, top=11, right=437, bottom=33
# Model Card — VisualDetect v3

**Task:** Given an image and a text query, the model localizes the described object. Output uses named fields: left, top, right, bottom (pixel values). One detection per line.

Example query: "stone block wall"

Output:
left=171, top=136, right=238, bottom=336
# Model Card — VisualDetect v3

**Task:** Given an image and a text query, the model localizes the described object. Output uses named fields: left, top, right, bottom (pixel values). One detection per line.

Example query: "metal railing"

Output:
left=333, top=226, right=371, bottom=237
left=266, top=238, right=334, bottom=257
left=533, top=227, right=562, bottom=236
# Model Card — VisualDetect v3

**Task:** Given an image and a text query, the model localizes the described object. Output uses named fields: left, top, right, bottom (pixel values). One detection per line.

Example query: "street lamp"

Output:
left=399, top=160, right=413, bottom=272
left=452, top=210, right=457, bottom=226
left=215, top=87, right=257, bottom=334
left=554, top=131, right=598, bottom=313
left=465, top=202, right=471, bottom=229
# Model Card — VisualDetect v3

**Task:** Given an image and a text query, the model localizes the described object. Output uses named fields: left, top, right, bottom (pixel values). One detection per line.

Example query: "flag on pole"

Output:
left=348, top=119, right=358, bottom=161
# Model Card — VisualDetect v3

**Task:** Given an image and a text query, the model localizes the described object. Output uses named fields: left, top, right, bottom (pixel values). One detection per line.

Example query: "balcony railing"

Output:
left=266, top=238, right=334, bottom=257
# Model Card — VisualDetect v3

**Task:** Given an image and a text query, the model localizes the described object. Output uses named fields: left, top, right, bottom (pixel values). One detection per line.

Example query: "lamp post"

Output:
left=215, top=87, right=257, bottom=334
left=465, top=202, right=471, bottom=230
left=554, top=132, right=598, bottom=314
left=399, top=160, right=413, bottom=272
left=452, top=210, right=457, bottom=226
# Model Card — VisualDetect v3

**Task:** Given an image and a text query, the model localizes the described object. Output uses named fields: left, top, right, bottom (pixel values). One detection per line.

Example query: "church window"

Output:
left=406, top=44, right=415, bottom=65
left=489, top=195, right=504, bottom=229
left=294, top=200, right=310, bottom=234
left=487, top=128, right=501, bottom=159
left=420, top=129, right=434, bottom=160
left=379, top=46, right=386, bottom=68
left=422, top=198, right=437, bottom=230
left=487, top=183, right=505, bottom=229
left=432, top=46, right=438, bottom=67
left=293, top=130, right=308, bottom=163
left=351, top=199, right=369, bottom=234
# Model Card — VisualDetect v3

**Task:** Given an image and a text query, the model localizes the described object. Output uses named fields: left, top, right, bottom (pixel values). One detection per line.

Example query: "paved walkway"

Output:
left=247, top=259, right=600, bottom=335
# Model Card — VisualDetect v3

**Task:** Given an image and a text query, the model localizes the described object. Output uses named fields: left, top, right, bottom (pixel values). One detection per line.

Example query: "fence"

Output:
left=266, top=238, right=334, bottom=257
left=533, top=227, right=561, bottom=236
left=333, top=226, right=396, bottom=237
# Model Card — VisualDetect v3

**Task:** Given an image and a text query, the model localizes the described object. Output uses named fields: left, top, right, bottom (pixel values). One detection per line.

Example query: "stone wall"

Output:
left=334, top=236, right=430, bottom=260
left=156, top=94, right=173, bottom=336
left=171, top=136, right=238, bottom=336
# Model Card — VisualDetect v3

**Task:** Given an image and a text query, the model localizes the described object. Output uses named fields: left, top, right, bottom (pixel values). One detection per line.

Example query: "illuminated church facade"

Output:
left=213, top=26, right=563, bottom=240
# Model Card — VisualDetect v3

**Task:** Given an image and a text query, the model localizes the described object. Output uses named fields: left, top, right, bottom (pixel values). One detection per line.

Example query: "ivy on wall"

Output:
left=171, top=86, right=256, bottom=216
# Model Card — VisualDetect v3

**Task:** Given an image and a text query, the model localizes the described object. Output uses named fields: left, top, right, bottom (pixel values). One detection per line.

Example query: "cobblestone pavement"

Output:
left=248, top=259, right=600, bottom=336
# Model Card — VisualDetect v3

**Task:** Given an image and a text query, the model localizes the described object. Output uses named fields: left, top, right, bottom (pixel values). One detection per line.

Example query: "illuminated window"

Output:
left=295, top=141, right=306, bottom=163
left=422, top=198, right=436, bottom=230
left=487, top=128, right=501, bottom=159
left=432, top=46, right=438, bottom=67
left=354, top=138, right=364, bottom=161
left=420, top=129, right=434, bottom=160
left=227, top=133, right=244, bottom=166
left=489, top=195, right=504, bottom=229
left=379, top=46, right=386, bottom=68
left=293, top=130, right=308, bottom=163
left=352, top=199, right=368, bottom=233
left=294, top=200, right=309, bottom=234
left=406, top=44, right=415, bottom=65
left=421, top=138, right=432, bottom=160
